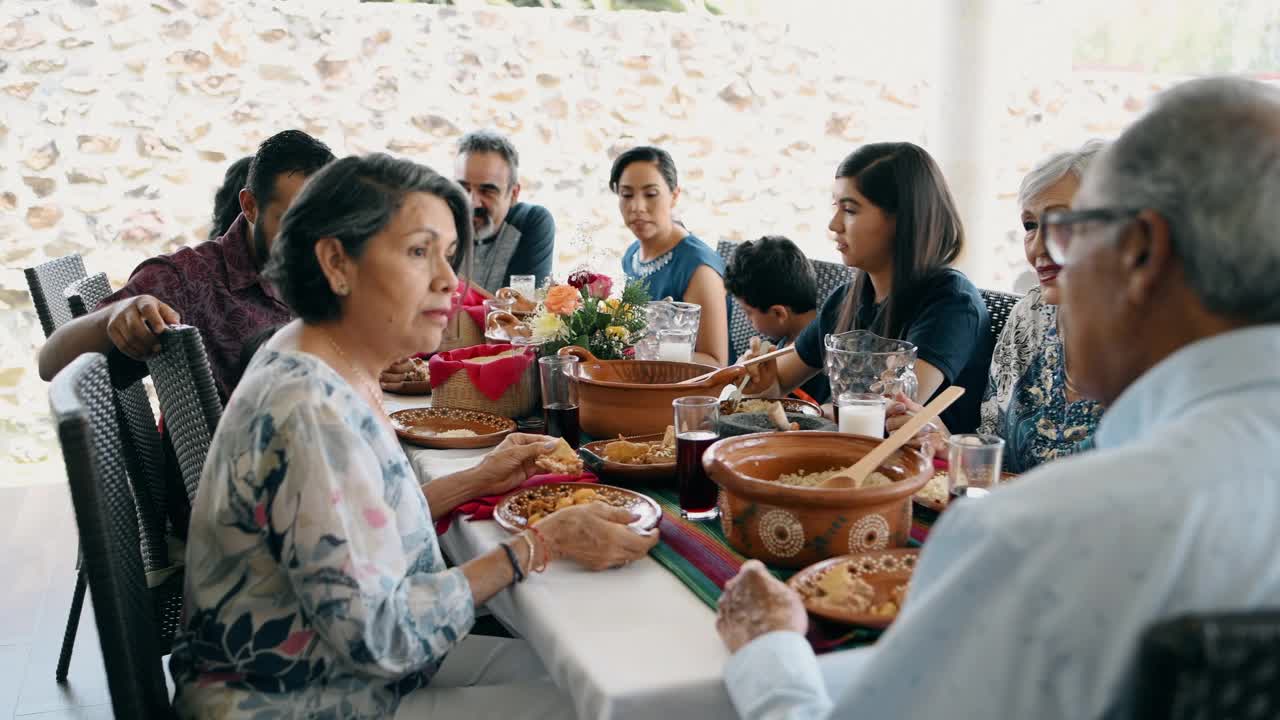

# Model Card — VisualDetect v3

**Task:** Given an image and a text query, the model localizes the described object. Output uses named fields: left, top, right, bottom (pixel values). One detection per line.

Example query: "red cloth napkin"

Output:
left=434, top=472, right=597, bottom=535
left=456, top=285, right=489, bottom=329
left=429, top=344, right=536, bottom=401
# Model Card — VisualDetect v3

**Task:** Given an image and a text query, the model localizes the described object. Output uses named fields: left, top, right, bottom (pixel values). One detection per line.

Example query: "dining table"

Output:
left=384, top=392, right=883, bottom=720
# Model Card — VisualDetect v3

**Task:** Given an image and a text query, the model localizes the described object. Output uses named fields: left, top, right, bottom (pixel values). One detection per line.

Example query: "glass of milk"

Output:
left=657, top=329, right=694, bottom=362
left=836, top=392, right=886, bottom=438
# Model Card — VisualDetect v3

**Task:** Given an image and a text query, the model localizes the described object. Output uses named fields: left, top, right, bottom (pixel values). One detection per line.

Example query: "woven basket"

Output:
left=432, top=346, right=539, bottom=419
left=437, top=309, right=485, bottom=353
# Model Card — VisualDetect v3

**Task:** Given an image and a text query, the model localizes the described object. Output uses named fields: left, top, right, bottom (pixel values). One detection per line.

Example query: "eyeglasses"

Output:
left=1042, top=207, right=1142, bottom=265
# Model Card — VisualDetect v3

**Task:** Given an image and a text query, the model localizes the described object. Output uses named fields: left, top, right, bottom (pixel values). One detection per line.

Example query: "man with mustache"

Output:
left=453, top=129, right=556, bottom=294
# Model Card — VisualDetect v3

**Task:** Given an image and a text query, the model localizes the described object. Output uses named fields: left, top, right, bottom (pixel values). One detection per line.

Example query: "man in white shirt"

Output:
left=715, top=75, right=1280, bottom=719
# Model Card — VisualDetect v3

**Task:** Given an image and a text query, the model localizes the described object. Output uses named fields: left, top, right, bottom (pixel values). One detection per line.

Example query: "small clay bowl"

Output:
left=702, top=431, right=931, bottom=569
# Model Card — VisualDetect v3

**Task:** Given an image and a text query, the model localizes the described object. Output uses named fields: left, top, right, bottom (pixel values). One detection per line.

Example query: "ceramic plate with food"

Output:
left=390, top=407, right=515, bottom=449
left=494, top=483, right=662, bottom=533
left=913, top=469, right=1019, bottom=513
left=788, top=549, right=919, bottom=628
left=579, top=427, right=677, bottom=484
left=720, top=397, right=822, bottom=417
left=380, top=357, right=432, bottom=395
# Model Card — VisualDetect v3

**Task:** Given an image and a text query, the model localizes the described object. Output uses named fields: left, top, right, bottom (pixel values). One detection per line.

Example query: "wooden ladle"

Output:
left=822, top=385, right=965, bottom=489
left=677, top=345, right=797, bottom=386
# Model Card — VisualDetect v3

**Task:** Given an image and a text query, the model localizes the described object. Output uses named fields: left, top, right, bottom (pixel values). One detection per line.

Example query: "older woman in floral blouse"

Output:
left=889, top=141, right=1107, bottom=473
left=169, top=154, right=657, bottom=719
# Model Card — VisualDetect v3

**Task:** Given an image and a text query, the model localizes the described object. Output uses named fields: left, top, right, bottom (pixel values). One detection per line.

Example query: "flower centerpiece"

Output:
left=531, top=270, right=650, bottom=360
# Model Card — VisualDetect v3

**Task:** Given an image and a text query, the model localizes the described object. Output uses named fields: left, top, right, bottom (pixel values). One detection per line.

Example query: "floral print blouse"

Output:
left=169, top=349, right=475, bottom=719
left=978, top=286, right=1105, bottom=474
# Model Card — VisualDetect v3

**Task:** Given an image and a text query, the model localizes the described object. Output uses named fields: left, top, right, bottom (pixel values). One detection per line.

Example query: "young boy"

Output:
left=724, top=236, right=831, bottom=405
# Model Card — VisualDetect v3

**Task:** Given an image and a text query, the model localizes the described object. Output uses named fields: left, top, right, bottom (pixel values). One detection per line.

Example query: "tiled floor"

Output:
left=0, top=483, right=137, bottom=718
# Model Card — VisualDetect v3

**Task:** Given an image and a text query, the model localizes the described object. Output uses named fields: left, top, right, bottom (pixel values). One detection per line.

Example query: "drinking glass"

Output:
left=509, top=274, right=537, bottom=299
left=674, top=396, right=720, bottom=520
left=539, top=355, right=581, bottom=449
left=483, top=296, right=515, bottom=318
left=946, top=433, right=1005, bottom=501
left=836, top=392, right=886, bottom=438
left=657, top=328, right=694, bottom=363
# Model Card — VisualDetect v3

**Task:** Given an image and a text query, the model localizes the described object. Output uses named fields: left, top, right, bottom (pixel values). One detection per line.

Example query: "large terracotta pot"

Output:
left=702, top=432, right=931, bottom=569
left=557, top=346, right=745, bottom=438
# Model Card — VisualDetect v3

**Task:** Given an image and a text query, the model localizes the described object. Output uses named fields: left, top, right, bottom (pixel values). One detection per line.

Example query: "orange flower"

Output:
left=544, top=284, right=583, bottom=316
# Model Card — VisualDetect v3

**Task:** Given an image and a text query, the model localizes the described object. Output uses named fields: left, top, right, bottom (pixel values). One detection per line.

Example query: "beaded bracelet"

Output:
left=528, top=526, right=551, bottom=573
left=500, top=542, right=525, bottom=584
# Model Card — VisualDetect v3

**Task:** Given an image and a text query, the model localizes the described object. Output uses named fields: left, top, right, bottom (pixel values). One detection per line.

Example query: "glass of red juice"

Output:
left=538, top=354, right=581, bottom=449
left=674, top=396, right=720, bottom=520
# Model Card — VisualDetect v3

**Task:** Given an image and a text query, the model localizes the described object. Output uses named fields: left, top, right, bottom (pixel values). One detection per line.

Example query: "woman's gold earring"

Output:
left=336, top=283, right=349, bottom=296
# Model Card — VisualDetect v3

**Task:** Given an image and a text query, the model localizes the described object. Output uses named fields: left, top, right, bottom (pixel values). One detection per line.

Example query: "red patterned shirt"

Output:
left=99, top=213, right=294, bottom=400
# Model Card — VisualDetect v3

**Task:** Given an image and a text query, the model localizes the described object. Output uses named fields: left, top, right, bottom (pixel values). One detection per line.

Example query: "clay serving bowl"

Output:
left=557, top=346, right=744, bottom=438
left=702, top=432, right=932, bottom=569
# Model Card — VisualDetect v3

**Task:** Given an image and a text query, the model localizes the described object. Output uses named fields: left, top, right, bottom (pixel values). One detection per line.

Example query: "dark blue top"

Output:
left=622, top=234, right=725, bottom=302
left=504, top=202, right=555, bottom=285
left=794, top=269, right=992, bottom=433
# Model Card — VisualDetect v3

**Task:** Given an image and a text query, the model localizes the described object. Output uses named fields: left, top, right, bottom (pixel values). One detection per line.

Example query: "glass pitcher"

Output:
left=823, top=330, right=919, bottom=401
left=636, top=300, right=701, bottom=360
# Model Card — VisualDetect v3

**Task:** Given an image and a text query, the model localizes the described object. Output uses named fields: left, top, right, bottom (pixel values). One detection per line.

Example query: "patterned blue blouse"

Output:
left=622, top=233, right=725, bottom=302
left=978, top=286, right=1105, bottom=473
left=169, top=349, right=474, bottom=719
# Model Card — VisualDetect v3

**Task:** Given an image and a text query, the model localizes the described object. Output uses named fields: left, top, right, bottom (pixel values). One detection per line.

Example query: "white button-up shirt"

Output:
left=725, top=325, right=1280, bottom=719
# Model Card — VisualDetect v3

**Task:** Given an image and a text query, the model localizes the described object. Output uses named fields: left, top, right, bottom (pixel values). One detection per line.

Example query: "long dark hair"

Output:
left=834, top=142, right=964, bottom=338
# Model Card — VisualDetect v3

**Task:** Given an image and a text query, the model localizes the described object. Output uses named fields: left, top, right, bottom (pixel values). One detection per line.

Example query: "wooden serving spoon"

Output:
left=822, top=385, right=965, bottom=489
left=678, top=345, right=797, bottom=386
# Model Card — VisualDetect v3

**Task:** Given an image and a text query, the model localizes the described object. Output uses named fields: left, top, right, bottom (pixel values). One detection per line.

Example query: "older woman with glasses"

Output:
left=169, top=154, right=657, bottom=719
left=889, top=141, right=1108, bottom=473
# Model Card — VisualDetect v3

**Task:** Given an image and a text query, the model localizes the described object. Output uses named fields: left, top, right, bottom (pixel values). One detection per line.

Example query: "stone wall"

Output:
left=0, top=0, right=1184, bottom=479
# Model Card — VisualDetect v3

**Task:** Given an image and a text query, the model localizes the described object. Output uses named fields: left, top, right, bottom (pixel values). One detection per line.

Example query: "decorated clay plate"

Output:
left=719, top=397, right=822, bottom=417
left=494, top=482, right=662, bottom=533
left=788, top=548, right=919, bottom=628
left=381, top=380, right=432, bottom=395
left=579, top=433, right=676, bottom=485
left=913, top=469, right=1018, bottom=513
left=389, top=407, right=515, bottom=449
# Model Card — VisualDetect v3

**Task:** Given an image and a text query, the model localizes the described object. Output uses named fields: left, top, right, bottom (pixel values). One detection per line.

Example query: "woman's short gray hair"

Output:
left=265, top=153, right=473, bottom=323
left=1091, top=75, right=1280, bottom=323
left=1018, top=139, right=1108, bottom=210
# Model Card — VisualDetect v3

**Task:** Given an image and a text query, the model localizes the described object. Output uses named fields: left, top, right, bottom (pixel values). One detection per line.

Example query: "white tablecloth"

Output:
left=385, top=393, right=738, bottom=720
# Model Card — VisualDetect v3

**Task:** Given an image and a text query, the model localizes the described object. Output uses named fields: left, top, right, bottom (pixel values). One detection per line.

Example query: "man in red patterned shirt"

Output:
left=38, top=130, right=335, bottom=399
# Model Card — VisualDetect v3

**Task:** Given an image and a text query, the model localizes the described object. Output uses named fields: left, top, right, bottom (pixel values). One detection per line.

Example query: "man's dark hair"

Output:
left=456, top=129, right=519, bottom=188
left=265, top=153, right=473, bottom=324
left=245, top=130, right=336, bottom=209
left=609, top=146, right=678, bottom=193
left=209, top=155, right=252, bottom=240
left=724, top=236, right=819, bottom=314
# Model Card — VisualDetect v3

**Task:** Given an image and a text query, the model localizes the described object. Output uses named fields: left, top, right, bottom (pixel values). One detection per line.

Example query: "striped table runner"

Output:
left=643, top=486, right=939, bottom=653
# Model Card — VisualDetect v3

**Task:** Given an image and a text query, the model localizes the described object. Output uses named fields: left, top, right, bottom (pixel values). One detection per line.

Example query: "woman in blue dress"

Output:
left=612, top=146, right=730, bottom=365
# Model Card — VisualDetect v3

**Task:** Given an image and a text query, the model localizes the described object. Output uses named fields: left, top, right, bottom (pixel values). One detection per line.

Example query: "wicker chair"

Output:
left=1135, top=611, right=1280, bottom=720
left=64, top=272, right=114, bottom=319
left=716, top=240, right=855, bottom=361
left=146, top=326, right=223, bottom=506
left=49, top=354, right=177, bottom=718
left=979, top=288, right=1023, bottom=342
left=24, top=254, right=87, bottom=338
left=50, top=268, right=113, bottom=681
